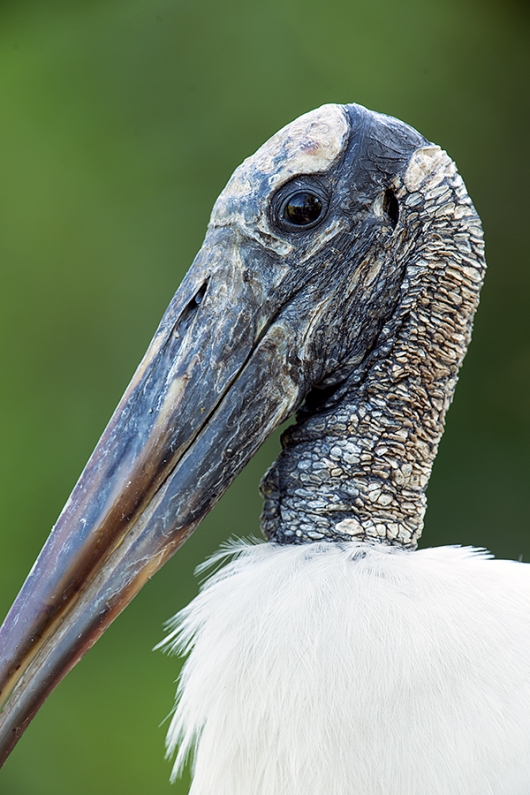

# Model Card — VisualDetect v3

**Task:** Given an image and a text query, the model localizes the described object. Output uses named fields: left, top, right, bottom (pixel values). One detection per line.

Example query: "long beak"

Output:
left=0, top=228, right=302, bottom=765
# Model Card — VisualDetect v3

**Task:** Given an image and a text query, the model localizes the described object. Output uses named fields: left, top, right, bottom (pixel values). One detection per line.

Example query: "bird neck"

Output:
left=261, top=148, right=486, bottom=548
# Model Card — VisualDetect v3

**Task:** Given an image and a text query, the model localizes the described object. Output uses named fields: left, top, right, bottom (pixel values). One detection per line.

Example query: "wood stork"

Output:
left=1, top=103, right=529, bottom=794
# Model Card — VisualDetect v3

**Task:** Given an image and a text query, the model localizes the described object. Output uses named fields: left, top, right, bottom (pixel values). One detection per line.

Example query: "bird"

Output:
left=1, top=102, right=530, bottom=794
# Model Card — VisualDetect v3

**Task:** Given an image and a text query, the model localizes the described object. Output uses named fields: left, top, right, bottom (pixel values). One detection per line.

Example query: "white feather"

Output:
left=158, top=540, right=530, bottom=795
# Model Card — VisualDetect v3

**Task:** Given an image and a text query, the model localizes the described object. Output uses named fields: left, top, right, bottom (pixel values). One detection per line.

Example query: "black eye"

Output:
left=283, top=191, right=323, bottom=226
left=271, top=180, right=329, bottom=232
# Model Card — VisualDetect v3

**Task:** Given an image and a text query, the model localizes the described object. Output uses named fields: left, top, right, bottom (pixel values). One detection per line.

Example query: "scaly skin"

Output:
left=262, top=147, right=485, bottom=547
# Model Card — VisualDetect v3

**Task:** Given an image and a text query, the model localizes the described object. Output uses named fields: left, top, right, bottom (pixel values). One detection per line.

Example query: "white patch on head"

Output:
left=404, top=145, right=455, bottom=192
left=211, top=104, right=349, bottom=228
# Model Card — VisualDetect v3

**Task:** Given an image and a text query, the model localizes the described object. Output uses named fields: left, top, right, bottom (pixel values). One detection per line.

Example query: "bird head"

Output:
left=0, top=103, right=484, bottom=763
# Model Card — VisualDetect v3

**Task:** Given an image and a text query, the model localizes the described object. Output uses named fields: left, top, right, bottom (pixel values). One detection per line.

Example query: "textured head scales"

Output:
left=258, top=105, right=485, bottom=548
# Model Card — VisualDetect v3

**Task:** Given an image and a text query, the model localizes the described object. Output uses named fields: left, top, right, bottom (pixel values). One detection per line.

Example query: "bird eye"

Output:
left=271, top=181, right=329, bottom=233
left=283, top=191, right=323, bottom=226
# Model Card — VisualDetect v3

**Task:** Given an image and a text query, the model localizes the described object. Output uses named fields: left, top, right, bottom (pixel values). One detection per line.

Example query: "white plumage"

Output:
left=161, top=541, right=530, bottom=795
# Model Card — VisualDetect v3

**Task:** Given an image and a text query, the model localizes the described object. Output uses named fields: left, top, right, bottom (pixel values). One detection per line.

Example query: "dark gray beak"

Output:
left=0, top=226, right=304, bottom=764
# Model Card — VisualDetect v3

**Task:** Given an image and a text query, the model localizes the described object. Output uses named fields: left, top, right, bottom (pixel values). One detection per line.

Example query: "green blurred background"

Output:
left=0, top=0, right=528, bottom=791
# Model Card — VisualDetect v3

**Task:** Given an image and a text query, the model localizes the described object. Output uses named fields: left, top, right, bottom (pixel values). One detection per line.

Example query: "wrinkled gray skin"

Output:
left=0, top=103, right=485, bottom=764
left=260, top=110, right=485, bottom=547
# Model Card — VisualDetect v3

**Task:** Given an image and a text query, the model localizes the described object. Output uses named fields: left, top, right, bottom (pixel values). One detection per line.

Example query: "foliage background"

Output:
left=0, top=0, right=528, bottom=791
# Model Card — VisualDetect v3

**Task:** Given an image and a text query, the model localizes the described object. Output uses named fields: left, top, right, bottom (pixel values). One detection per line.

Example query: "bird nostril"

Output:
left=383, top=188, right=399, bottom=229
left=193, top=283, right=208, bottom=306
left=172, top=282, right=209, bottom=339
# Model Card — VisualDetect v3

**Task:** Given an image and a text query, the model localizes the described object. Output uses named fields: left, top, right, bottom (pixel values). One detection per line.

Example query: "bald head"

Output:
left=0, top=102, right=484, bottom=766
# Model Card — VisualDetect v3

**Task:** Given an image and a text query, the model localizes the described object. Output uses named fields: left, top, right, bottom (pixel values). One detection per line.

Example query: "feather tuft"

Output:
left=159, top=540, right=530, bottom=795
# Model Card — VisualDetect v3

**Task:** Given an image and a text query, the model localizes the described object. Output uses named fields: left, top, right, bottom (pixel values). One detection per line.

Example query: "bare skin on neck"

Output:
left=262, top=147, right=485, bottom=547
